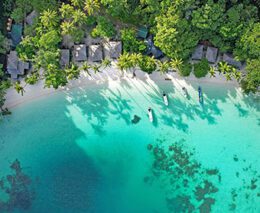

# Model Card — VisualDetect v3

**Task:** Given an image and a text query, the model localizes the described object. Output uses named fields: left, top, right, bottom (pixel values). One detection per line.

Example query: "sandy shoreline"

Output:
left=4, top=65, right=239, bottom=109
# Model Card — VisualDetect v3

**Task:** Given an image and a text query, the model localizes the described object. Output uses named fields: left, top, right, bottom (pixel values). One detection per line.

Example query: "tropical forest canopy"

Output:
left=0, top=0, right=259, bottom=110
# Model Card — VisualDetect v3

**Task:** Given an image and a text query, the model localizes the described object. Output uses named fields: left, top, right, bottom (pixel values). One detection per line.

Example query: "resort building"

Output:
left=60, top=49, right=70, bottom=67
left=223, top=53, right=242, bottom=68
left=206, top=46, right=218, bottom=63
left=104, top=41, right=122, bottom=59
left=145, top=36, right=163, bottom=59
left=73, top=44, right=87, bottom=62
left=62, top=35, right=74, bottom=49
left=25, top=11, right=37, bottom=26
left=191, top=45, right=204, bottom=60
left=88, top=44, right=103, bottom=62
left=7, top=51, right=29, bottom=80
left=84, top=34, right=102, bottom=46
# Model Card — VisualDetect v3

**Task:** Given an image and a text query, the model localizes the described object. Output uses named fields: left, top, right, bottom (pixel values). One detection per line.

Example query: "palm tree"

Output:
left=59, top=3, right=74, bottom=19
left=218, top=61, right=231, bottom=74
left=209, top=66, right=216, bottom=78
left=157, top=61, right=169, bottom=74
left=72, top=10, right=87, bottom=25
left=84, top=0, right=100, bottom=15
left=82, top=62, right=92, bottom=76
left=61, top=21, right=74, bottom=35
left=130, top=53, right=142, bottom=66
left=225, top=72, right=232, bottom=81
left=117, top=53, right=133, bottom=72
left=71, top=0, right=84, bottom=8
left=66, top=64, right=80, bottom=80
left=170, top=58, right=183, bottom=71
left=92, top=64, right=101, bottom=74
left=40, top=9, right=59, bottom=29
left=14, top=82, right=25, bottom=96
left=25, top=72, right=39, bottom=85
left=231, top=67, right=242, bottom=81
left=101, top=58, right=112, bottom=69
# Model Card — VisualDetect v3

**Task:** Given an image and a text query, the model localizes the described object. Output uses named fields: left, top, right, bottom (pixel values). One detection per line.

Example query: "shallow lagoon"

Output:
left=0, top=78, right=259, bottom=213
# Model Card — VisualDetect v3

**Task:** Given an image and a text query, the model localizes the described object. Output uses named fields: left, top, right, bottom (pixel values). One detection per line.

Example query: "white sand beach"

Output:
left=4, top=64, right=239, bottom=109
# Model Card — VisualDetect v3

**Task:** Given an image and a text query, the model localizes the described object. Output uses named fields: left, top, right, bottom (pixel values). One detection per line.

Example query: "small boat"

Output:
left=148, top=107, right=153, bottom=122
left=198, top=86, right=203, bottom=104
left=182, top=87, right=188, bottom=98
left=163, top=92, right=168, bottom=106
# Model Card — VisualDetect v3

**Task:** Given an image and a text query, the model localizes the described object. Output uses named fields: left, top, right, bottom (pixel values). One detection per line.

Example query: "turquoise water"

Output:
left=0, top=78, right=259, bottom=213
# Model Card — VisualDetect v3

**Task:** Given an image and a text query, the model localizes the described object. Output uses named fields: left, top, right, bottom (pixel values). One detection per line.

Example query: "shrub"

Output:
left=178, top=62, right=192, bottom=77
left=91, top=16, right=116, bottom=38
left=138, top=56, right=157, bottom=74
left=193, top=59, right=210, bottom=78
left=121, top=29, right=146, bottom=53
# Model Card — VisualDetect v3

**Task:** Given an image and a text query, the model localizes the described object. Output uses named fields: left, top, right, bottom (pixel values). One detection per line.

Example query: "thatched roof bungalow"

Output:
left=25, top=10, right=37, bottom=25
left=7, top=51, right=29, bottom=79
left=88, top=44, right=103, bottom=62
left=206, top=46, right=218, bottom=63
left=60, top=49, right=70, bottom=67
left=223, top=53, right=242, bottom=68
left=104, top=41, right=122, bottom=59
left=73, top=44, right=87, bottom=62
left=191, top=45, right=204, bottom=60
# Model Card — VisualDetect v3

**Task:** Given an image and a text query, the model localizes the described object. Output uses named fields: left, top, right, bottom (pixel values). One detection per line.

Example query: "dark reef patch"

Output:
left=0, top=159, right=35, bottom=212
left=145, top=138, right=220, bottom=212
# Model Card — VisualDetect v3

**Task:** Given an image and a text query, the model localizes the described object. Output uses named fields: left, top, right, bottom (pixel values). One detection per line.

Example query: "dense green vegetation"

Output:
left=121, top=29, right=146, bottom=53
left=0, top=0, right=259, bottom=109
left=194, top=59, right=210, bottom=78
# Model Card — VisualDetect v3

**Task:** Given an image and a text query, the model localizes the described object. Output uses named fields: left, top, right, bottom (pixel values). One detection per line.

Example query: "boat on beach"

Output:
left=182, top=87, right=189, bottom=98
left=198, top=86, right=203, bottom=104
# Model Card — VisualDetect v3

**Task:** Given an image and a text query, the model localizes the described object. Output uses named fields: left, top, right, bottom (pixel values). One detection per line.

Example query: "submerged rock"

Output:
left=145, top=139, right=222, bottom=212
left=147, top=144, right=153, bottom=150
left=167, top=196, right=195, bottom=213
left=0, top=159, right=35, bottom=212
left=131, top=115, right=141, bottom=124
left=199, top=197, right=215, bottom=213
left=206, top=169, right=219, bottom=175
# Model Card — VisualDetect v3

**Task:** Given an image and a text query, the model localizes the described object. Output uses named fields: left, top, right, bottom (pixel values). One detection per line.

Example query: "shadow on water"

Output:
left=64, top=74, right=259, bottom=134
left=143, top=83, right=222, bottom=131
left=65, top=82, right=134, bottom=136
left=107, top=88, right=133, bottom=125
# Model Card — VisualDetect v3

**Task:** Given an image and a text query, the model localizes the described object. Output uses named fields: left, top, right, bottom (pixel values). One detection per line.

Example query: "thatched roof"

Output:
left=60, top=49, right=70, bottom=67
left=18, top=61, right=29, bottom=74
left=104, top=41, right=122, bottom=59
left=192, top=45, right=204, bottom=60
left=62, top=35, right=74, bottom=49
left=206, top=46, right=218, bottom=63
left=88, top=44, right=103, bottom=62
left=223, top=53, right=242, bottom=68
left=84, top=35, right=102, bottom=46
left=7, top=51, right=29, bottom=79
left=25, top=10, right=37, bottom=25
left=73, top=44, right=87, bottom=62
